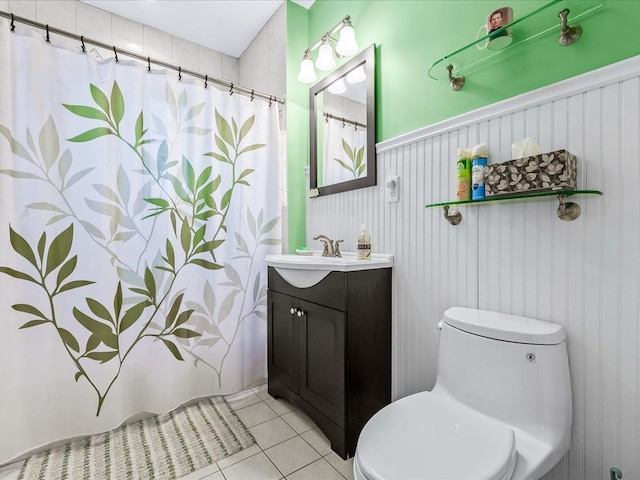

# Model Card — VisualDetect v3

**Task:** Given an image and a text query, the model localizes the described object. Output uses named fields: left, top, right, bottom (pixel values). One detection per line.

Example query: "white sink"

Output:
left=266, top=252, right=393, bottom=271
left=266, top=252, right=393, bottom=288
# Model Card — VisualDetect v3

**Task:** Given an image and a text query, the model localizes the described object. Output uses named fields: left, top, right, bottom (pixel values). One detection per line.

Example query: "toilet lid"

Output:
left=356, top=392, right=516, bottom=480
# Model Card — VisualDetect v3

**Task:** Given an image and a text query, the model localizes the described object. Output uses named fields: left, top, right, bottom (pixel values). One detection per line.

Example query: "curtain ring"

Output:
left=113, top=46, right=119, bottom=63
left=342, top=117, right=346, bottom=128
left=10, top=14, right=15, bottom=33
left=250, top=89, right=255, bottom=101
left=147, top=56, right=151, bottom=72
left=178, top=66, right=182, bottom=81
left=268, top=95, right=273, bottom=107
left=204, top=75, right=208, bottom=88
left=229, top=83, right=234, bottom=96
left=80, top=35, right=86, bottom=53
left=45, top=24, right=50, bottom=43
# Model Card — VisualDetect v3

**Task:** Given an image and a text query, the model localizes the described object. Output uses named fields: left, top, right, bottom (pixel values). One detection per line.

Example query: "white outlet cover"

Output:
left=386, top=175, right=399, bottom=202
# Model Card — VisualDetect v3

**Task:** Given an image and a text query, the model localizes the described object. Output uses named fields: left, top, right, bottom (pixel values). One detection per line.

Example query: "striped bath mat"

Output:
left=18, top=396, right=255, bottom=480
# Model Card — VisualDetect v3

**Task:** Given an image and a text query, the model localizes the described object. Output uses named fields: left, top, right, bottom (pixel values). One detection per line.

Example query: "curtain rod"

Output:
left=324, top=112, right=366, bottom=129
left=0, top=10, right=285, bottom=105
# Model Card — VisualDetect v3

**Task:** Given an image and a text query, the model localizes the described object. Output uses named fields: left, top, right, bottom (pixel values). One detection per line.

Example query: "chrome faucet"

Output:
left=313, top=234, right=334, bottom=256
left=313, top=234, right=343, bottom=257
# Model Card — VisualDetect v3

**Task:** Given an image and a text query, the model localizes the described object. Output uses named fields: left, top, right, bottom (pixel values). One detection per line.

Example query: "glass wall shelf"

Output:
left=427, top=0, right=605, bottom=82
left=426, top=189, right=601, bottom=208
left=426, top=190, right=602, bottom=225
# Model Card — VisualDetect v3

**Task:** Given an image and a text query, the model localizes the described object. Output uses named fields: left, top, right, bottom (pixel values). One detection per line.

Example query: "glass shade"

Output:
left=316, top=41, right=336, bottom=71
left=336, top=25, right=358, bottom=56
left=346, top=65, right=366, bottom=83
left=327, top=78, right=346, bottom=95
left=298, top=57, right=317, bottom=83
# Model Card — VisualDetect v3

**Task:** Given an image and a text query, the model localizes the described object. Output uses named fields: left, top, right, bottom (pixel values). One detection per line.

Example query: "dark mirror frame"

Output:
left=309, top=44, right=376, bottom=196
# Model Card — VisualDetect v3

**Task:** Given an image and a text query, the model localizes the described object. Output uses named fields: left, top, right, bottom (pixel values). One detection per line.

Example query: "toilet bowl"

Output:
left=354, top=307, right=572, bottom=480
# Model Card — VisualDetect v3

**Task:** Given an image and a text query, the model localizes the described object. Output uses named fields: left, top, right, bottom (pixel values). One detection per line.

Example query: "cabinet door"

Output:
left=298, top=300, right=346, bottom=428
left=268, top=291, right=299, bottom=393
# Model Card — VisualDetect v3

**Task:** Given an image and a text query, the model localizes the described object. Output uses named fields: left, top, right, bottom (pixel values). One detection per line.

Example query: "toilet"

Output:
left=354, top=307, right=572, bottom=480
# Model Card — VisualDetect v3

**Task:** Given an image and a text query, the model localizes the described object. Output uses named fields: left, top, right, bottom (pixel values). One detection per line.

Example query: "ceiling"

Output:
left=82, top=0, right=314, bottom=58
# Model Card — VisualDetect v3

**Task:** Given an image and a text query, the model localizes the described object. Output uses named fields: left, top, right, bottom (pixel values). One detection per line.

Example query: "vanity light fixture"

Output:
left=298, top=15, right=359, bottom=83
left=336, top=18, right=358, bottom=56
left=298, top=50, right=317, bottom=83
left=316, top=36, right=336, bottom=71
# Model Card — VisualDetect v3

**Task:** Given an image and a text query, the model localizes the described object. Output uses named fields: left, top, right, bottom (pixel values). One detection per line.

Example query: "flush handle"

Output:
left=436, top=321, right=443, bottom=330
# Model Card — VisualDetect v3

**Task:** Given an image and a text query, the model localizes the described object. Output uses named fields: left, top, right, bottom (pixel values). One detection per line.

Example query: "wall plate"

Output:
left=386, top=175, right=399, bottom=202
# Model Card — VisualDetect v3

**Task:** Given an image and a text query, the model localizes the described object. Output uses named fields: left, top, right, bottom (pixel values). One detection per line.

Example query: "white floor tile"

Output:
left=286, top=458, right=345, bottom=480
left=216, top=444, right=261, bottom=470
left=280, top=409, right=315, bottom=434
left=252, top=384, right=273, bottom=401
left=300, top=427, right=332, bottom=456
left=221, top=452, right=282, bottom=480
left=265, top=436, right=321, bottom=477
left=225, top=390, right=263, bottom=410
left=265, top=397, right=297, bottom=416
left=250, top=417, right=297, bottom=450
left=235, top=402, right=278, bottom=428
left=201, top=472, right=224, bottom=480
left=324, top=452, right=354, bottom=480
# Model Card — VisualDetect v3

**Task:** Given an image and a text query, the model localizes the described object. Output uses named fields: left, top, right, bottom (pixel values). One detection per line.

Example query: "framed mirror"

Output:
left=310, top=44, right=375, bottom=196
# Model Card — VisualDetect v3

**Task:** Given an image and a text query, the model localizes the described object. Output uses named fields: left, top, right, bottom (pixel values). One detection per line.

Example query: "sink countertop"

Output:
left=266, top=252, right=393, bottom=272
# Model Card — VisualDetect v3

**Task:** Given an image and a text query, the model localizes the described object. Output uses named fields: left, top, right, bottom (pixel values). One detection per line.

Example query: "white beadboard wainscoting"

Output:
left=306, top=55, right=640, bottom=480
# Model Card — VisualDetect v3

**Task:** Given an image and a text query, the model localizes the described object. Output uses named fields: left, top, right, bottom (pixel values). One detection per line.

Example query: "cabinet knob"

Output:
left=290, top=307, right=296, bottom=315
left=297, top=310, right=304, bottom=317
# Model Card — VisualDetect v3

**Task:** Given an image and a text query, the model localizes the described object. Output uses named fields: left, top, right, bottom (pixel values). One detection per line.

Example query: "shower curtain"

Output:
left=322, top=116, right=367, bottom=186
left=0, top=22, right=281, bottom=464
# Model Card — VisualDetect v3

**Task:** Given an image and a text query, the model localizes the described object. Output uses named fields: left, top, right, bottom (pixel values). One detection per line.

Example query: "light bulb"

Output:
left=327, top=78, right=346, bottom=95
left=315, top=39, right=336, bottom=71
left=346, top=65, right=366, bottom=84
left=298, top=56, right=317, bottom=83
left=336, top=24, right=358, bottom=57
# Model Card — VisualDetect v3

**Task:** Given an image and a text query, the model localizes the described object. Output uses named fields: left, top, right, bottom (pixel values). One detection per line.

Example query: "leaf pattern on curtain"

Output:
left=0, top=81, right=279, bottom=415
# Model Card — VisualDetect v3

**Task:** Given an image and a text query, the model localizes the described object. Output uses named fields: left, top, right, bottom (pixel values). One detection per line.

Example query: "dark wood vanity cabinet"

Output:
left=267, top=267, right=391, bottom=459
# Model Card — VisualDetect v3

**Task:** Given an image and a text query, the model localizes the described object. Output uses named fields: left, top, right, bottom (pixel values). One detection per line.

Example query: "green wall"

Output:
left=286, top=2, right=310, bottom=252
left=286, top=0, right=640, bottom=251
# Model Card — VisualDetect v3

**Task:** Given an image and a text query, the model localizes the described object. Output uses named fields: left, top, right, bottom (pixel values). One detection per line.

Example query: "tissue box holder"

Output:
left=484, top=149, right=576, bottom=197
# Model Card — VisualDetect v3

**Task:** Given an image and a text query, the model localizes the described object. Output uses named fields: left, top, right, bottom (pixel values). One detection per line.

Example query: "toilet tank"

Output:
left=432, top=307, right=572, bottom=449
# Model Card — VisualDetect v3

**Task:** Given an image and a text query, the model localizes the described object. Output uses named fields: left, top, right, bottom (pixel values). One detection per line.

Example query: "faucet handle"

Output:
left=333, top=240, right=343, bottom=257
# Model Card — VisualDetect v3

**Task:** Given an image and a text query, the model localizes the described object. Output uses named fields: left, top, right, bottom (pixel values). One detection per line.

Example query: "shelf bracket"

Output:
left=443, top=205, right=462, bottom=225
left=557, top=195, right=581, bottom=221
left=446, top=64, right=465, bottom=91
left=558, top=8, right=582, bottom=46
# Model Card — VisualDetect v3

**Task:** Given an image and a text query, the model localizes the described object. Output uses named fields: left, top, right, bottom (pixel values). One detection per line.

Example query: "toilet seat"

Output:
left=355, top=391, right=517, bottom=480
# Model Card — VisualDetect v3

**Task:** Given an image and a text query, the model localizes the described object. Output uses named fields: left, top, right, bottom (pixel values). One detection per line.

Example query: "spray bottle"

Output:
left=471, top=143, right=488, bottom=200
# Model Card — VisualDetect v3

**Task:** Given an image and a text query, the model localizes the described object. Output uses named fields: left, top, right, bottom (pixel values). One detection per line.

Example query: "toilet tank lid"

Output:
left=443, top=307, right=565, bottom=345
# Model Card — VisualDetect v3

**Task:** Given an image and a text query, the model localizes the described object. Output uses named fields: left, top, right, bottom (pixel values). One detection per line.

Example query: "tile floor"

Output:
left=179, top=384, right=355, bottom=480
left=0, top=384, right=355, bottom=480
